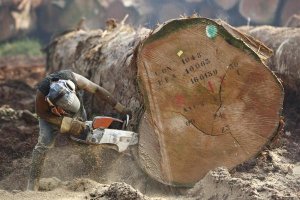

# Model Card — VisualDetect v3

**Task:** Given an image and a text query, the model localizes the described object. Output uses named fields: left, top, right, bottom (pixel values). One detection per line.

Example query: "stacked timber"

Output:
left=1, top=0, right=300, bottom=42
left=46, top=17, right=284, bottom=186
left=0, top=0, right=37, bottom=42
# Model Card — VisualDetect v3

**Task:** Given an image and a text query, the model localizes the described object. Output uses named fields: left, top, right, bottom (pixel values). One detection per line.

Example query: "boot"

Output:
left=27, top=149, right=46, bottom=191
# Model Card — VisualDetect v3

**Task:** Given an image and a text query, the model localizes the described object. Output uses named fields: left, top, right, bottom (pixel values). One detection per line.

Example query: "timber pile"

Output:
left=1, top=0, right=300, bottom=42
left=46, top=17, right=284, bottom=186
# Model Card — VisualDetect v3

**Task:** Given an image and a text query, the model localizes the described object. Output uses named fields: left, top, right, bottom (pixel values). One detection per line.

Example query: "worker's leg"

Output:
left=27, top=119, right=58, bottom=191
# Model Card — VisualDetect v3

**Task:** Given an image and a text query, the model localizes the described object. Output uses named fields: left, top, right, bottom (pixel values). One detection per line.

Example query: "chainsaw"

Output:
left=70, top=115, right=138, bottom=152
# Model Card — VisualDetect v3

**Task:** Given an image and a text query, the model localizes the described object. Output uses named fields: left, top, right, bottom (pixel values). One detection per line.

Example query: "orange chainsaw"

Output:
left=71, top=115, right=138, bottom=152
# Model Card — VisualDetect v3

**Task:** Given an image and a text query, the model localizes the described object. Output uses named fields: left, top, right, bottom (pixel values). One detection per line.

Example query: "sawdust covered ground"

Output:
left=0, top=56, right=299, bottom=199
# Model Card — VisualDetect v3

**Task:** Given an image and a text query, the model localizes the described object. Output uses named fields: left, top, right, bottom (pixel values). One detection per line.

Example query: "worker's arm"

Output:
left=36, top=90, right=85, bottom=135
left=35, top=90, right=63, bottom=126
left=73, top=72, right=131, bottom=115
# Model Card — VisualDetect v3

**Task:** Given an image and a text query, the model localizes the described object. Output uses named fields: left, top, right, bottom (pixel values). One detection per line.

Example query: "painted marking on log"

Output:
left=177, top=50, right=183, bottom=57
left=175, top=94, right=185, bottom=106
left=185, top=58, right=211, bottom=74
left=181, top=52, right=202, bottom=65
left=190, top=69, right=218, bottom=84
left=222, top=125, right=231, bottom=134
left=206, top=25, right=218, bottom=39
left=183, top=101, right=205, bottom=113
left=208, top=81, right=214, bottom=93
left=229, top=62, right=239, bottom=70
left=185, top=119, right=195, bottom=126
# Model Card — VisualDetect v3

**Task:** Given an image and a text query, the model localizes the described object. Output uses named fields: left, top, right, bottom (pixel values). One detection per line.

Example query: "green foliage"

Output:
left=0, top=39, right=43, bottom=57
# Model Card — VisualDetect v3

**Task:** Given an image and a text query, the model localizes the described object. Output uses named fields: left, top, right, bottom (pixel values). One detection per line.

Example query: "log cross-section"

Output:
left=136, top=18, right=283, bottom=186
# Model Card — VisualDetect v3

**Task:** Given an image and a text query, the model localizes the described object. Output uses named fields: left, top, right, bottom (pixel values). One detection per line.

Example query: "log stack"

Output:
left=1, top=0, right=300, bottom=42
left=0, top=0, right=38, bottom=42
left=46, top=17, right=284, bottom=186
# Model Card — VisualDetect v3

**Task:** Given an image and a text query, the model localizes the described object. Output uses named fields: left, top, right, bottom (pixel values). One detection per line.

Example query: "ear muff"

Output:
left=65, top=80, right=76, bottom=92
left=47, top=79, right=80, bottom=114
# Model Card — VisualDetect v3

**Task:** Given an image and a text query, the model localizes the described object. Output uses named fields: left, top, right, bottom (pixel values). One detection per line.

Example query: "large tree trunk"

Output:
left=237, top=26, right=300, bottom=82
left=46, top=17, right=283, bottom=186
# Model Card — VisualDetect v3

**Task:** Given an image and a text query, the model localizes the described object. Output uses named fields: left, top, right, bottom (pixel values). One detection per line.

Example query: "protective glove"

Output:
left=60, top=117, right=85, bottom=136
left=114, top=102, right=132, bottom=118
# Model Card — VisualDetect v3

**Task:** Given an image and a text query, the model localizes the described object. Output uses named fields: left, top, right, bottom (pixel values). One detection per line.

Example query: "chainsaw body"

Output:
left=71, top=115, right=138, bottom=152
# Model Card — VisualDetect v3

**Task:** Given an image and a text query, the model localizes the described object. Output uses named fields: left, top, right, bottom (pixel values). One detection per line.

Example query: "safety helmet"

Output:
left=46, top=79, right=80, bottom=114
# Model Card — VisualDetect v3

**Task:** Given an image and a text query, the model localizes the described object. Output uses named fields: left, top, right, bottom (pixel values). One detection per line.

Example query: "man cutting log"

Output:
left=27, top=69, right=131, bottom=191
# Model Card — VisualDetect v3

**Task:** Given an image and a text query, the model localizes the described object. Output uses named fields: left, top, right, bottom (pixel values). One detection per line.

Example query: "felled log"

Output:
left=46, top=18, right=283, bottom=186
left=280, top=0, right=300, bottom=26
left=0, top=0, right=36, bottom=42
left=239, top=0, right=280, bottom=24
left=285, top=14, right=300, bottom=27
left=213, top=0, right=240, bottom=10
left=237, top=26, right=300, bottom=81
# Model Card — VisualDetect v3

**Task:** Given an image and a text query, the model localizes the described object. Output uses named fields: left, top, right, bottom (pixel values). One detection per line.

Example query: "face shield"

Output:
left=46, top=79, right=80, bottom=114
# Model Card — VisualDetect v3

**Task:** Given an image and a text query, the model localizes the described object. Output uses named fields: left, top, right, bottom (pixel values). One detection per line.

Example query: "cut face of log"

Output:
left=137, top=18, right=283, bottom=186
left=239, top=0, right=280, bottom=24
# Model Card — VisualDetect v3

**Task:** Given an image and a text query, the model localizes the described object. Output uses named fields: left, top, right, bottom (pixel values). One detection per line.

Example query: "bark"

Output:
left=285, top=14, right=300, bottom=28
left=238, top=0, right=280, bottom=24
left=237, top=26, right=300, bottom=82
left=46, top=18, right=283, bottom=186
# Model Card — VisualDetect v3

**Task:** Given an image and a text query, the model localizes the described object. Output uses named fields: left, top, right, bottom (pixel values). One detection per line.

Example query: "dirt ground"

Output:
left=0, top=56, right=299, bottom=199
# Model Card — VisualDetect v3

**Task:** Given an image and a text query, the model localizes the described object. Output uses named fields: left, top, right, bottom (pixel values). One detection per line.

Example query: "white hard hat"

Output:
left=46, top=79, right=80, bottom=114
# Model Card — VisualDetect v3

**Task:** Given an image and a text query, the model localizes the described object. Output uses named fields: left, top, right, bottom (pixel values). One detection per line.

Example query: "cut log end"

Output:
left=137, top=18, right=283, bottom=186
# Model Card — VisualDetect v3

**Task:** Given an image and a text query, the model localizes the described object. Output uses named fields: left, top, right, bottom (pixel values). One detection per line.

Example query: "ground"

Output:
left=0, top=56, right=299, bottom=199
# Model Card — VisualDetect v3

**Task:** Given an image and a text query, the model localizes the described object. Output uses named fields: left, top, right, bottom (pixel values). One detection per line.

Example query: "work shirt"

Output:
left=36, top=69, right=86, bottom=122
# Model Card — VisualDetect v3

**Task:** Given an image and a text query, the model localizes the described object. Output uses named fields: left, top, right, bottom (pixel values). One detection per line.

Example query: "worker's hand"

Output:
left=60, top=117, right=85, bottom=136
left=122, top=108, right=132, bottom=119
left=114, top=103, right=132, bottom=118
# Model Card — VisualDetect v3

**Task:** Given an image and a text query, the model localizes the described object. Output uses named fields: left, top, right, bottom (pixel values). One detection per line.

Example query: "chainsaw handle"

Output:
left=122, top=114, right=130, bottom=130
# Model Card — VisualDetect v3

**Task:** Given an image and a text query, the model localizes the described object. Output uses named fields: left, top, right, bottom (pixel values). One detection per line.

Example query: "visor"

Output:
left=47, top=80, right=80, bottom=114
